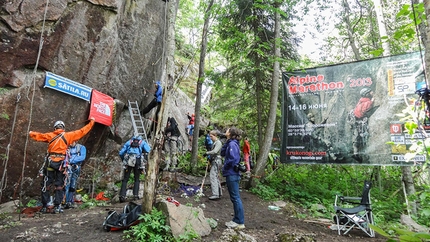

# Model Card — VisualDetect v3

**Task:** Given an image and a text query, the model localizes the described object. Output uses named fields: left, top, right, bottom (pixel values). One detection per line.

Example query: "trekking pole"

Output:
left=197, top=162, right=209, bottom=197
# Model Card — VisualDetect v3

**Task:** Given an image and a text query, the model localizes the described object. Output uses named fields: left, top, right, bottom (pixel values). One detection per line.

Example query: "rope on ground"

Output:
left=17, top=0, right=50, bottom=220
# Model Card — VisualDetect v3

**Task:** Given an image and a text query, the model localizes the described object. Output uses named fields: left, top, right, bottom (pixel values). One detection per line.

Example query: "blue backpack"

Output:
left=205, top=134, right=213, bottom=150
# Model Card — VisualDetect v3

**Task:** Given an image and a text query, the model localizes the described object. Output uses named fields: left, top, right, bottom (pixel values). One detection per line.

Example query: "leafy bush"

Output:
left=123, top=208, right=172, bottom=242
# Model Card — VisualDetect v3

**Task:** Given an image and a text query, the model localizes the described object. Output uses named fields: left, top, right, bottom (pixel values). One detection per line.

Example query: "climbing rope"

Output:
left=0, top=94, right=21, bottom=203
left=16, top=0, right=50, bottom=220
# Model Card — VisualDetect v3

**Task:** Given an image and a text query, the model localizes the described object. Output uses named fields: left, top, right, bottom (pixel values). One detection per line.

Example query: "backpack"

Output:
left=103, top=202, right=142, bottom=232
left=205, top=134, right=213, bottom=150
left=124, top=139, right=143, bottom=167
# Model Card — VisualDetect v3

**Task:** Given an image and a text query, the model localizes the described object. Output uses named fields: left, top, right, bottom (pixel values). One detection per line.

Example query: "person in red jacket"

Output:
left=186, top=113, right=195, bottom=149
left=242, top=137, right=251, bottom=173
left=352, top=88, right=374, bottom=159
left=353, top=88, right=374, bottom=119
left=29, top=118, right=95, bottom=214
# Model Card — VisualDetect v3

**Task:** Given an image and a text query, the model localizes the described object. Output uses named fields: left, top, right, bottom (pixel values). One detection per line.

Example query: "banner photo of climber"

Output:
left=281, top=52, right=425, bottom=166
left=89, top=90, right=114, bottom=126
left=44, top=72, right=92, bottom=101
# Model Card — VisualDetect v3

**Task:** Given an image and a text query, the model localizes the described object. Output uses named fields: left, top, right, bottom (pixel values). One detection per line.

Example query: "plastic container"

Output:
left=268, top=205, right=280, bottom=211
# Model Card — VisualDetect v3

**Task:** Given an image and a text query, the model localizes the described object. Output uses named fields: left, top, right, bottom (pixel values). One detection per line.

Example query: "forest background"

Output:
left=173, top=0, right=430, bottom=236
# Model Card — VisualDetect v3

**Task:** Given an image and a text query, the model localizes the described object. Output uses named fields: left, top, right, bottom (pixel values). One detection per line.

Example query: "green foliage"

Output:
left=79, top=194, right=108, bottom=209
left=370, top=224, right=430, bottom=242
left=177, top=221, right=200, bottom=241
left=0, top=213, right=21, bottom=229
left=250, top=181, right=280, bottom=201
left=123, top=208, right=172, bottom=242
left=26, top=199, right=38, bottom=207
left=0, top=113, right=9, bottom=120
left=177, top=136, right=209, bottom=176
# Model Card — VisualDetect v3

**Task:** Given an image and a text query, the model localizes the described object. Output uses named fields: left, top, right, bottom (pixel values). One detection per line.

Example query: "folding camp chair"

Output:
left=333, top=180, right=375, bottom=237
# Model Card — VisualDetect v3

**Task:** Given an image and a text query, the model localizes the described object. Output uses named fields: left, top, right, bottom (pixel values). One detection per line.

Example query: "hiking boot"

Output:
left=119, top=196, right=126, bottom=203
left=40, top=207, right=47, bottom=214
left=52, top=205, right=63, bottom=214
left=133, top=195, right=140, bottom=201
left=225, top=221, right=245, bottom=229
left=208, top=195, right=220, bottom=200
left=65, top=202, right=75, bottom=209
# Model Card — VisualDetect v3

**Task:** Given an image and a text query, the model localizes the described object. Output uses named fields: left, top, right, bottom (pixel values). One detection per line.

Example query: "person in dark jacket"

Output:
left=221, top=127, right=245, bottom=229
left=141, top=81, right=163, bottom=115
left=163, top=117, right=180, bottom=171
left=141, top=81, right=163, bottom=136
left=118, top=135, right=151, bottom=202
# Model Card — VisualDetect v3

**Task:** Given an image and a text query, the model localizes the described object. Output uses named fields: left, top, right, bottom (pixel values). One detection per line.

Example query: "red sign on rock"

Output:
left=89, top=90, right=114, bottom=126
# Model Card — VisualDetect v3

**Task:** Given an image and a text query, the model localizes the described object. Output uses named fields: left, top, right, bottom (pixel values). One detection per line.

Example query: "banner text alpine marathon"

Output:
left=281, top=52, right=425, bottom=166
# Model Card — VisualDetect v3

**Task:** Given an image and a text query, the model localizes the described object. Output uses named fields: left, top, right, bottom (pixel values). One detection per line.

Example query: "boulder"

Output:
left=156, top=200, right=211, bottom=238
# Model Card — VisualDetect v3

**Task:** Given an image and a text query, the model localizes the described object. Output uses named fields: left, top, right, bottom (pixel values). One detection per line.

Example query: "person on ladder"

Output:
left=29, top=118, right=95, bottom=214
left=140, top=81, right=163, bottom=136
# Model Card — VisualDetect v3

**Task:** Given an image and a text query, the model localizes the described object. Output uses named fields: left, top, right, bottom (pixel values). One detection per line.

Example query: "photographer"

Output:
left=221, top=127, right=245, bottom=229
left=203, top=130, right=223, bottom=200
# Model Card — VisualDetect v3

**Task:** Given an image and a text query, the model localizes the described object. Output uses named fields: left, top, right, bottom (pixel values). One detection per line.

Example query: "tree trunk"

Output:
left=373, top=0, right=390, bottom=55
left=424, top=0, right=430, bottom=83
left=342, top=0, right=361, bottom=60
left=247, top=2, right=281, bottom=188
left=142, top=0, right=178, bottom=214
left=190, top=0, right=214, bottom=173
left=402, top=167, right=417, bottom=215
left=256, top=65, right=264, bottom=148
left=423, top=0, right=430, bottom=190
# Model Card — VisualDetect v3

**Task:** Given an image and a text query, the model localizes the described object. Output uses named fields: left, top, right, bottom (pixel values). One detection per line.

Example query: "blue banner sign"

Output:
left=44, top=72, right=92, bottom=101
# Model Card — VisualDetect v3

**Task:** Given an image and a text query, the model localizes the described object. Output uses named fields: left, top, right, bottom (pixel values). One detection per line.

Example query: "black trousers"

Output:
left=120, top=158, right=142, bottom=197
left=41, top=167, right=65, bottom=207
left=141, top=98, right=159, bottom=115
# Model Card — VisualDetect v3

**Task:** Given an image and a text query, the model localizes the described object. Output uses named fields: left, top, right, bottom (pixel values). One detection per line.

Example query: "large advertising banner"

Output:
left=281, top=52, right=426, bottom=166
left=89, top=90, right=114, bottom=126
left=44, top=72, right=92, bottom=102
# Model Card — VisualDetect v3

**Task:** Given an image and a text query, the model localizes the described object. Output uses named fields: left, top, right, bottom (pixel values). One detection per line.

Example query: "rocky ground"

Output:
left=0, top=178, right=388, bottom=242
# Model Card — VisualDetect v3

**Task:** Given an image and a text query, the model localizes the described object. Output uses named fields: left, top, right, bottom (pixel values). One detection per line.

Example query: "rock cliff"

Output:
left=0, top=0, right=179, bottom=200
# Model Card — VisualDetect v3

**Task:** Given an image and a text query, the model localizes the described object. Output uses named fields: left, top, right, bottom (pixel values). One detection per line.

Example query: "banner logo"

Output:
left=44, top=72, right=92, bottom=102
left=89, top=90, right=114, bottom=126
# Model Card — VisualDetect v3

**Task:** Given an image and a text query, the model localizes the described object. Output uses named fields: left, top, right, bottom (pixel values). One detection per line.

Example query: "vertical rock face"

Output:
left=0, top=0, right=172, bottom=199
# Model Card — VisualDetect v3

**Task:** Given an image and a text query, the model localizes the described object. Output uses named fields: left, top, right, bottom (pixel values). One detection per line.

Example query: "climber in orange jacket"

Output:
left=29, top=118, right=95, bottom=214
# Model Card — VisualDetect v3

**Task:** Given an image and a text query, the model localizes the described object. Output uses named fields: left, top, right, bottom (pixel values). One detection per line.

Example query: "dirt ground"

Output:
left=0, top=181, right=387, bottom=242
